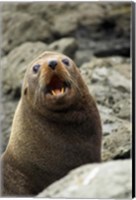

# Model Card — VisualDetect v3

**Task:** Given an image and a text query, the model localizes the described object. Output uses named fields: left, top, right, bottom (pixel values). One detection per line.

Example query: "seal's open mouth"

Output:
left=46, top=75, right=70, bottom=96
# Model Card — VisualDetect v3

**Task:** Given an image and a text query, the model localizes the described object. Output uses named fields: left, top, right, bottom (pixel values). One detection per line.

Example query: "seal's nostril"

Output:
left=48, top=60, right=57, bottom=70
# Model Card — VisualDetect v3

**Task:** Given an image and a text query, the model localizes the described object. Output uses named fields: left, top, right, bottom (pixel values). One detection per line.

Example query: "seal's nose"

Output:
left=48, top=60, right=58, bottom=70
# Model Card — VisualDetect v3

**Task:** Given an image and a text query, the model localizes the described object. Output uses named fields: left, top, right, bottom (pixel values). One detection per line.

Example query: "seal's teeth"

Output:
left=51, top=87, right=64, bottom=96
left=51, top=90, right=56, bottom=96
left=61, top=87, right=64, bottom=94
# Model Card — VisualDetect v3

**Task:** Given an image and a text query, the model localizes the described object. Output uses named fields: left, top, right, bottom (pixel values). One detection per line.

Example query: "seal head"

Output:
left=23, top=51, right=90, bottom=122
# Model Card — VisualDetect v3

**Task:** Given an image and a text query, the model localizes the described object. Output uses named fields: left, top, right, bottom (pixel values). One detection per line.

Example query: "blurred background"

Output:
left=1, top=2, right=132, bottom=198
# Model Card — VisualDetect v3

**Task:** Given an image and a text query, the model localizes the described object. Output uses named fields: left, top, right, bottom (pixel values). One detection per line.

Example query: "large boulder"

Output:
left=2, top=11, right=52, bottom=54
left=49, top=37, right=78, bottom=59
left=37, top=159, right=132, bottom=198
left=2, top=2, right=131, bottom=59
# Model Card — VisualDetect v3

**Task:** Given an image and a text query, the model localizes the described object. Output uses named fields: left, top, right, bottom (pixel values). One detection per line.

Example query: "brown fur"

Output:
left=1, top=52, right=102, bottom=196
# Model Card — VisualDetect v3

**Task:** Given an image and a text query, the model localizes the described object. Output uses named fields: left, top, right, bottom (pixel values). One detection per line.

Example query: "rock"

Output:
left=51, top=3, right=104, bottom=36
left=2, top=11, right=52, bottom=53
left=91, top=66, right=109, bottom=83
left=108, top=69, right=130, bottom=93
left=102, top=120, right=131, bottom=161
left=2, top=2, right=130, bottom=58
left=80, top=57, right=131, bottom=109
left=80, top=55, right=130, bottom=69
left=49, top=37, right=78, bottom=58
left=2, top=42, right=48, bottom=97
left=113, top=98, right=131, bottom=120
left=98, top=105, right=117, bottom=136
left=91, top=66, right=130, bottom=93
left=52, top=12, right=78, bottom=36
left=75, top=50, right=93, bottom=66
left=1, top=97, right=18, bottom=151
left=91, top=84, right=130, bottom=110
left=80, top=56, right=131, bottom=79
left=113, top=59, right=131, bottom=79
left=37, top=159, right=131, bottom=199
left=96, top=104, right=131, bottom=161
left=94, top=39, right=130, bottom=57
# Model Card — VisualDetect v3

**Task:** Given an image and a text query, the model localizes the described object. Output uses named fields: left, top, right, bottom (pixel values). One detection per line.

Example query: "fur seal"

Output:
left=1, top=51, right=102, bottom=196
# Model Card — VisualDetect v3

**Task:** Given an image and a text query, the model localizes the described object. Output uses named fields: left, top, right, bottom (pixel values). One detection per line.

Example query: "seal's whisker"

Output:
left=69, top=77, right=82, bottom=95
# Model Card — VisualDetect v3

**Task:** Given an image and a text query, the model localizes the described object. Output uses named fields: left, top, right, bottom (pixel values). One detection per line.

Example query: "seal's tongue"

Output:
left=48, top=75, right=64, bottom=96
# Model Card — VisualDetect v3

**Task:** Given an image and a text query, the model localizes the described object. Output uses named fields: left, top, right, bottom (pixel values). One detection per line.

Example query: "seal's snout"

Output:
left=48, top=60, right=58, bottom=70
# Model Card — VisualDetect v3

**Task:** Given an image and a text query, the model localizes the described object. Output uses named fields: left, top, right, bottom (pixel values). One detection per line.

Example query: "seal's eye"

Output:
left=33, top=64, right=41, bottom=73
left=62, top=58, right=70, bottom=66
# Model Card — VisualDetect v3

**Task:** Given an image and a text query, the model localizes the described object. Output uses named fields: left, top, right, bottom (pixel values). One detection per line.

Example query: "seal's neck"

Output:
left=21, top=89, right=92, bottom=125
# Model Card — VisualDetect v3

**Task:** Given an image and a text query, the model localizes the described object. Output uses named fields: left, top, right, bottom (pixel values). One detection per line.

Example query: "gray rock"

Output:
left=37, top=159, right=131, bottom=199
left=91, top=66, right=109, bottom=83
left=113, top=98, right=131, bottom=120
left=102, top=120, right=131, bottom=161
left=52, top=12, right=78, bottom=36
left=80, top=57, right=131, bottom=111
left=98, top=105, right=116, bottom=135
left=75, top=50, right=93, bottom=66
left=91, top=84, right=130, bottom=110
left=96, top=104, right=131, bottom=161
left=2, top=3, right=130, bottom=58
left=2, top=11, right=51, bottom=53
left=49, top=37, right=78, bottom=58
left=112, top=59, right=131, bottom=80
left=108, top=69, right=130, bottom=93
left=80, top=56, right=131, bottom=73
left=1, top=97, right=18, bottom=151
left=91, top=66, right=130, bottom=93
left=51, top=3, right=104, bottom=36
left=2, top=42, right=48, bottom=97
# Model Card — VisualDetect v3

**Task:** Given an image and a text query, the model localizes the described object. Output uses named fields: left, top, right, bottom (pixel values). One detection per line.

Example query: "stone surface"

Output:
left=37, top=159, right=132, bottom=198
left=108, top=69, right=130, bottom=93
left=49, top=37, right=78, bottom=59
left=113, top=98, right=131, bottom=120
left=2, top=11, right=52, bottom=54
left=2, top=2, right=131, bottom=58
left=102, top=119, right=131, bottom=161
left=1, top=98, right=18, bottom=151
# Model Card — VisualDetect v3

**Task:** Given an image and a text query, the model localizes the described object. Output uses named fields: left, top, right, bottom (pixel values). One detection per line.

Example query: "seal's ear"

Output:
left=22, top=80, right=28, bottom=96
left=24, top=87, right=28, bottom=95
